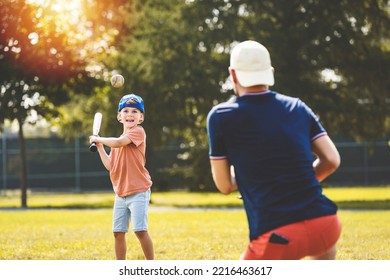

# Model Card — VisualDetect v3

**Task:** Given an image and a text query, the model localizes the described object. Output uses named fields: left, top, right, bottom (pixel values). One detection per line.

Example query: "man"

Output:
left=207, top=40, right=341, bottom=259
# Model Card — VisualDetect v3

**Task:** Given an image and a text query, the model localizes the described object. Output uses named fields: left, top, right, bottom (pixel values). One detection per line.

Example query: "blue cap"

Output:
left=118, top=94, right=145, bottom=113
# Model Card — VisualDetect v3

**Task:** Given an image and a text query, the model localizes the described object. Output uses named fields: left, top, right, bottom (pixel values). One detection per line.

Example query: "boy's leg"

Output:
left=114, top=232, right=127, bottom=260
left=135, top=231, right=154, bottom=260
left=112, top=196, right=131, bottom=260
left=130, top=189, right=154, bottom=260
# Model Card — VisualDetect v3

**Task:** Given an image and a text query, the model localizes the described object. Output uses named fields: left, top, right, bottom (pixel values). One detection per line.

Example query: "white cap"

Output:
left=230, top=40, right=274, bottom=87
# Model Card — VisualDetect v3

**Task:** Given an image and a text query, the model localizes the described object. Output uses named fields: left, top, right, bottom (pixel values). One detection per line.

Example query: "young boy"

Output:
left=89, top=94, right=154, bottom=260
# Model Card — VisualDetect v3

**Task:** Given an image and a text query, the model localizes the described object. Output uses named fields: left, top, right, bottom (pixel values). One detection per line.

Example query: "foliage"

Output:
left=1, top=0, right=88, bottom=125
left=55, top=0, right=137, bottom=139
left=1, top=0, right=389, bottom=192
left=0, top=0, right=127, bottom=206
left=0, top=0, right=128, bottom=135
left=108, top=0, right=390, bottom=190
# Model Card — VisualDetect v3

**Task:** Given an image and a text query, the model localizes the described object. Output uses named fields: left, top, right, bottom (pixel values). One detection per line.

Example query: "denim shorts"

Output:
left=112, top=189, right=151, bottom=233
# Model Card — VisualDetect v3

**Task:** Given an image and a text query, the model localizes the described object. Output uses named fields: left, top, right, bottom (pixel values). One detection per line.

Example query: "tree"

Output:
left=0, top=0, right=125, bottom=206
left=0, top=0, right=69, bottom=207
left=182, top=0, right=390, bottom=140
left=112, top=0, right=389, bottom=190
left=4, top=0, right=387, bottom=194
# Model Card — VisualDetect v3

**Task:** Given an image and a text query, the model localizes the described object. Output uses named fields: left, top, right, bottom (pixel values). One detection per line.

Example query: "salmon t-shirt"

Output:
left=109, top=125, right=152, bottom=197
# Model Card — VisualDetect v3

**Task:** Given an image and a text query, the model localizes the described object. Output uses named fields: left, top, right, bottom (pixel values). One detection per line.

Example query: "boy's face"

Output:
left=118, top=107, right=144, bottom=128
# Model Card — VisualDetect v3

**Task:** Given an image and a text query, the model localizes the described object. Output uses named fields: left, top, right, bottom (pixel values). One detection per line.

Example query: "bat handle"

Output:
left=89, top=142, right=98, bottom=152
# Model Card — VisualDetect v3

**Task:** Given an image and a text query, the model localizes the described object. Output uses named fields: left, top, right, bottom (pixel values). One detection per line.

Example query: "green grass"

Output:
left=322, top=186, right=390, bottom=210
left=0, top=192, right=115, bottom=209
left=0, top=209, right=247, bottom=260
left=0, top=187, right=389, bottom=260
left=0, top=209, right=388, bottom=260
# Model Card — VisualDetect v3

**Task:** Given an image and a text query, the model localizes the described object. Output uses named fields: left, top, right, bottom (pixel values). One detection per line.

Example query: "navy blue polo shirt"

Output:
left=207, top=91, right=337, bottom=240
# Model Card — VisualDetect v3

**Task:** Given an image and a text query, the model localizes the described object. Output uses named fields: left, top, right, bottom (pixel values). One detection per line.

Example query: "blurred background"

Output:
left=1, top=0, right=389, bottom=207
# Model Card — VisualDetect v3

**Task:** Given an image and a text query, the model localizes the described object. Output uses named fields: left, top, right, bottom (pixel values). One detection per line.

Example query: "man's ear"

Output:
left=229, top=67, right=238, bottom=84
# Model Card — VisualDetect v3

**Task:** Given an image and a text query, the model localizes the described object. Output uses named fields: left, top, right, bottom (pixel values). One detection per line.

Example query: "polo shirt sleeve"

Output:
left=301, top=101, right=327, bottom=141
left=207, top=108, right=227, bottom=159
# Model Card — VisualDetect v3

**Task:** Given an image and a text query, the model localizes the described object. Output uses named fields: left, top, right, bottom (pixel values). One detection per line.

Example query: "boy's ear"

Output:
left=139, top=113, right=144, bottom=124
left=117, top=112, right=122, bottom=122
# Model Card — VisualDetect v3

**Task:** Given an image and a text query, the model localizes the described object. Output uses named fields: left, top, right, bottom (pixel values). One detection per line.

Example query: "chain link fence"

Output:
left=1, top=136, right=389, bottom=193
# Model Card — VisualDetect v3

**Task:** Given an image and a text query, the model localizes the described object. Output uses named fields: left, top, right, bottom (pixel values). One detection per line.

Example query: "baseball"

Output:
left=110, top=74, right=124, bottom=88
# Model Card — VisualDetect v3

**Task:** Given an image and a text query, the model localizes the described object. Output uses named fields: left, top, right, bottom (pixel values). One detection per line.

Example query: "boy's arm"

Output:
left=96, top=144, right=110, bottom=171
left=89, top=134, right=132, bottom=171
left=90, top=134, right=132, bottom=148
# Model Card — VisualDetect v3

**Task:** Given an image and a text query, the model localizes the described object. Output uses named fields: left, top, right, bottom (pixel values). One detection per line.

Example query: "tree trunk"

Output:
left=17, top=118, right=28, bottom=208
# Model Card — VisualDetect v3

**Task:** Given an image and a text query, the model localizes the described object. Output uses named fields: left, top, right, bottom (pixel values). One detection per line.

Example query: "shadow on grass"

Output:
left=151, top=203, right=244, bottom=209
left=336, top=200, right=390, bottom=210
left=1, top=200, right=389, bottom=211
left=0, top=201, right=114, bottom=210
left=152, top=200, right=390, bottom=210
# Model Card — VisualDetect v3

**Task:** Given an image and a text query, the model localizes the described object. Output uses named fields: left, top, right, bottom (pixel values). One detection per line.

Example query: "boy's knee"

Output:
left=134, top=230, right=148, bottom=239
left=114, top=232, right=126, bottom=239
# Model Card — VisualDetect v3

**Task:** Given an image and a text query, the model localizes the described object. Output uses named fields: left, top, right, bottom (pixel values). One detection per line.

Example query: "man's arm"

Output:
left=311, top=135, right=340, bottom=182
left=210, top=158, right=237, bottom=194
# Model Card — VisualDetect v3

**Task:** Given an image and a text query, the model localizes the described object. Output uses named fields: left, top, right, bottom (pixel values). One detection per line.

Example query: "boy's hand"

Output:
left=89, top=135, right=103, bottom=147
left=89, top=135, right=99, bottom=144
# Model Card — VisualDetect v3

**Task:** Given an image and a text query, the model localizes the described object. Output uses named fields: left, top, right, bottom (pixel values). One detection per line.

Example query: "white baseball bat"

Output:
left=89, top=112, right=102, bottom=152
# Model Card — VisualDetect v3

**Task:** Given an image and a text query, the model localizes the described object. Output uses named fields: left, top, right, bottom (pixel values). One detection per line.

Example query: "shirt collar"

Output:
left=241, top=90, right=271, bottom=97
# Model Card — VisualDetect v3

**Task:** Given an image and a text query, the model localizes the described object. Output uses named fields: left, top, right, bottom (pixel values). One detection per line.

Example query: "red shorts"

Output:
left=241, top=214, right=342, bottom=260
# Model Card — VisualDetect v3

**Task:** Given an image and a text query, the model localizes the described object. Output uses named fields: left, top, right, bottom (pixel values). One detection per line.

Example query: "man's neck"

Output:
left=237, top=84, right=269, bottom=96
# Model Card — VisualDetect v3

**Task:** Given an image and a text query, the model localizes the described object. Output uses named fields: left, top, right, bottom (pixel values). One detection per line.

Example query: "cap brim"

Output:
left=235, top=68, right=274, bottom=87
